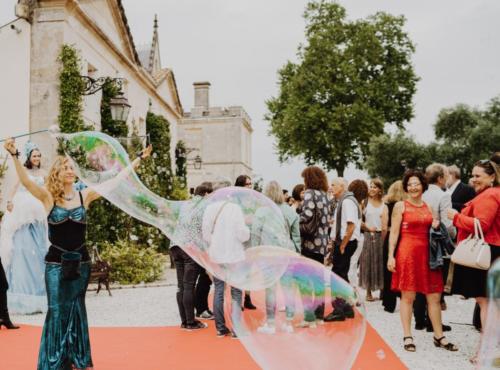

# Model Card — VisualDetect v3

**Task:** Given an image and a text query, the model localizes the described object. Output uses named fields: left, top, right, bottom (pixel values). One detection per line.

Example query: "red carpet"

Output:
left=0, top=322, right=406, bottom=369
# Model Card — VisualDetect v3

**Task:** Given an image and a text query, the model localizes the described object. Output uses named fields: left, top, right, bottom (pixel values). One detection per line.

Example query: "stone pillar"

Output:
left=29, top=6, right=66, bottom=164
left=193, top=81, right=210, bottom=110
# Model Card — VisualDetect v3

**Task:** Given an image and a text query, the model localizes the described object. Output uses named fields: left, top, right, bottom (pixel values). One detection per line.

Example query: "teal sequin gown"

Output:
left=38, top=193, right=93, bottom=370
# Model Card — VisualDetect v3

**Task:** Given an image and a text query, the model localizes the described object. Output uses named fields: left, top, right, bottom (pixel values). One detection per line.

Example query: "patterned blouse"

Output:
left=299, top=189, right=331, bottom=255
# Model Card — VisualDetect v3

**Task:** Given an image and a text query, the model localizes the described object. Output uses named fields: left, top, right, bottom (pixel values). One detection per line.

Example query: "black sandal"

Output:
left=403, top=336, right=416, bottom=352
left=433, top=336, right=458, bottom=351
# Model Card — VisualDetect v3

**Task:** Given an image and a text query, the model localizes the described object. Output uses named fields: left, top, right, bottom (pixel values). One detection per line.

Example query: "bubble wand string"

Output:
left=0, top=129, right=50, bottom=143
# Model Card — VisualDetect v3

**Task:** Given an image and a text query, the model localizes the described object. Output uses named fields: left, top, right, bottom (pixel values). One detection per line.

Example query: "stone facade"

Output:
left=179, top=82, right=253, bottom=191
left=0, top=0, right=182, bottom=207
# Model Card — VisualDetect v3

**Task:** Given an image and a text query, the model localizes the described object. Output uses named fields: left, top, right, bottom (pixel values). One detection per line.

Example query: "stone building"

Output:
left=179, top=82, right=253, bottom=191
left=0, top=0, right=182, bottom=204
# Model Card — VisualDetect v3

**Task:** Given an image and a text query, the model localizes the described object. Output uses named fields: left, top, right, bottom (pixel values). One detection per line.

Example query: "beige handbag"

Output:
left=451, top=218, right=491, bottom=270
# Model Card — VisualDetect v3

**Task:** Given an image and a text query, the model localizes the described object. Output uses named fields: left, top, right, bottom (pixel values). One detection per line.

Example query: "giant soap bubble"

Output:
left=54, top=130, right=366, bottom=369
left=478, top=258, right=500, bottom=369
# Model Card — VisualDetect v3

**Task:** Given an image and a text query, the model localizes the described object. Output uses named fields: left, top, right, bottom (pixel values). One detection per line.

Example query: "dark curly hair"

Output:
left=402, top=169, right=428, bottom=193
left=301, top=166, right=328, bottom=192
left=348, top=179, right=369, bottom=204
left=291, top=184, right=305, bottom=201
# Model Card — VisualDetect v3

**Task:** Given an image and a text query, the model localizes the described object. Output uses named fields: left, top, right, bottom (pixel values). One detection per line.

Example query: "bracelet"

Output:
left=9, top=150, right=20, bottom=158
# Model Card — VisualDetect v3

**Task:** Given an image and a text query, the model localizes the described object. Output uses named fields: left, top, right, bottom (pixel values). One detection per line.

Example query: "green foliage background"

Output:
left=266, top=0, right=418, bottom=176
left=365, top=96, right=500, bottom=186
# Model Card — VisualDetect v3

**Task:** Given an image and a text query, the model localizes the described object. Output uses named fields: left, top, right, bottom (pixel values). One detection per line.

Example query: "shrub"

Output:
left=99, top=240, right=166, bottom=285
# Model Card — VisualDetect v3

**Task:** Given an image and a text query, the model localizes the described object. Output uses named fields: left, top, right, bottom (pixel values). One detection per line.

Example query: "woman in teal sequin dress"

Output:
left=4, top=138, right=151, bottom=370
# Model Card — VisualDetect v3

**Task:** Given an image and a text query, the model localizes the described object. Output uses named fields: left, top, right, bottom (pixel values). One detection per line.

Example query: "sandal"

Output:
left=433, top=336, right=458, bottom=351
left=403, top=336, right=416, bottom=352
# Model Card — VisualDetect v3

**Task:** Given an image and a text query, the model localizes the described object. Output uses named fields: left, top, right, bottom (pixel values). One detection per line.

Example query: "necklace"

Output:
left=63, top=192, right=75, bottom=201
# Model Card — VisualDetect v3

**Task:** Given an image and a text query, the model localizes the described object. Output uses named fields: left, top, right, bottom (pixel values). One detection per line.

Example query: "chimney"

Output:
left=193, top=81, right=210, bottom=110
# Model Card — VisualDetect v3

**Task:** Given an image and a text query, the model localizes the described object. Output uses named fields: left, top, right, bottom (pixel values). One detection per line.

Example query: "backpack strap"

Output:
left=211, top=201, right=229, bottom=235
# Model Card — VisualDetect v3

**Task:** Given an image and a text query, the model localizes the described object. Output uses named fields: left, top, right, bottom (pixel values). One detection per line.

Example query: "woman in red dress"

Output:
left=388, top=170, right=457, bottom=352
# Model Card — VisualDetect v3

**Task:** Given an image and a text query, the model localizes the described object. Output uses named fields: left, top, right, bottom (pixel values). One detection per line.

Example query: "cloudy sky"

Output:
left=1, top=1, right=499, bottom=189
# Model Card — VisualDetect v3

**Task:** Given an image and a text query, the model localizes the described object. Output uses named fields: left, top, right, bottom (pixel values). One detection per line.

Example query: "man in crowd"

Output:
left=446, top=165, right=475, bottom=212
left=325, top=178, right=361, bottom=322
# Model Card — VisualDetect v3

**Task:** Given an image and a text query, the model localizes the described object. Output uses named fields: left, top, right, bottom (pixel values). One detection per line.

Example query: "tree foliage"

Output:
left=58, top=45, right=89, bottom=133
left=175, top=140, right=187, bottom=187
left=365, top=96, right=500, bottom=186
left=265, top=1, right=418, bottom=176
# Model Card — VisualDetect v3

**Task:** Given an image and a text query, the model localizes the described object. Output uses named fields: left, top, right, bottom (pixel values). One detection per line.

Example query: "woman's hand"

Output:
left=432, top=219, right=440, bottom=229
left=4, top=138, right=17, bottom=156
left=447, top=208, right=458, bottom=221
left=387, top=256, right=396, bottom=272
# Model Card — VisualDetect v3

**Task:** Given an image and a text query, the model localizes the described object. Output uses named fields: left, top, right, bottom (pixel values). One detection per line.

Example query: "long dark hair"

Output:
left=24, top=149, right=41, bottom=169
left=235, top=175, right=251, bottom=187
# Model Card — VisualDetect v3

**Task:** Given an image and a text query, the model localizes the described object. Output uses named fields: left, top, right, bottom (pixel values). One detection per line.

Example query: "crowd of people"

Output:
left=0, top=134, right=498, bottom=369
left=174, top=155, right=499, bottom=365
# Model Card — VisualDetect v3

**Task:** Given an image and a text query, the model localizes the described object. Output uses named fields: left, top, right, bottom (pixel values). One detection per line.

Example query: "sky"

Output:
left=1, top=1, right=499, bottom=189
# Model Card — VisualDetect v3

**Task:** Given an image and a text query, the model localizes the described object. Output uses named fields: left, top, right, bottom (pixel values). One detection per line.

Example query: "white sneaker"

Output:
left=257, top=323, right=276, bottom=334
left=281, top=322, right=294, bottom=333
left=296, top=321, right=317, bottom=329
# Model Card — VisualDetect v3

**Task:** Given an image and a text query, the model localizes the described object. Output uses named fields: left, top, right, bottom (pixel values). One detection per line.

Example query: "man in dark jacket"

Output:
left=446, top=165, right=475, bottom=212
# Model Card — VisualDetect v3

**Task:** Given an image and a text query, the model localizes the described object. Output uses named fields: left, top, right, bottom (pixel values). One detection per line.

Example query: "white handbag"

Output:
left=451, top=218, right=491, bottom=270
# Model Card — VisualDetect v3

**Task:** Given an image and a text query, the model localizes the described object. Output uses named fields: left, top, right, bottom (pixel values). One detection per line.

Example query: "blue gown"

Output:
left=38, top=194, right=93, bottom=370
left=0, top=175, right=48, bottom=314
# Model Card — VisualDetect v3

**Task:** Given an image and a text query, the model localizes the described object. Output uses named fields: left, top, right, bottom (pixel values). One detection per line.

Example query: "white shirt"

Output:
left=330, top=197, right=361, bottom=241
left=446, top=179, right=460, bottom=195
left=201, top=201, right=250, bottom=264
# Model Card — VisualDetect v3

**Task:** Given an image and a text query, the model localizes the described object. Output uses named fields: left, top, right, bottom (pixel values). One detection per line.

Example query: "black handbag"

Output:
left=300, top=204, right=320, bottom=241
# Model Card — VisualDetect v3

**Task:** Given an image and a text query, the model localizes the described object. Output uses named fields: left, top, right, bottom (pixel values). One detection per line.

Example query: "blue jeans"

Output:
left=213, top=277, right=242, bottom=332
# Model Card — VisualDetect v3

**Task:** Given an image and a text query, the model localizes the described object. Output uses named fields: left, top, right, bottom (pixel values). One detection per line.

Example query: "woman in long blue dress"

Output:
left=0, top=142, right=48, bottom=314
left=4, top=138, right=150, bottom=370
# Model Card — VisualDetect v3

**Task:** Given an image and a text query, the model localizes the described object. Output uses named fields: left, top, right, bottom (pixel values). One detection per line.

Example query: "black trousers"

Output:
left=301, top=248, right=325, bottom=319
left=331, top=240, right=358, bottom=283
left=0, top=258, right=9, bottom=317
left=195, top=267, right=212, bottom=315
left=170, top=246, right=200, bottom=325
left=382, top=240, right=397, bottom=312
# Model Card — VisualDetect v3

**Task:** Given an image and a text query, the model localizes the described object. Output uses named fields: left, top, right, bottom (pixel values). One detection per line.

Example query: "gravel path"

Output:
left=11, top=267, right=481, bottom=370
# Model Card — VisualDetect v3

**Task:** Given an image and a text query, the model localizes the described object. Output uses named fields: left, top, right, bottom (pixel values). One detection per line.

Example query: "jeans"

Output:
left=213, top=277, right=242, bottom=332
left=195, top=268, right=212, bottom=315
left=300, top=249, right=325, bottom=321
left=170, top=246, right=200, bottom=325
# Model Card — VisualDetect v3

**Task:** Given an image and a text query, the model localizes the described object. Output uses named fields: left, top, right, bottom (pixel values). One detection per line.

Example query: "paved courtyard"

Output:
left=12, top=266, right=479, bottom=370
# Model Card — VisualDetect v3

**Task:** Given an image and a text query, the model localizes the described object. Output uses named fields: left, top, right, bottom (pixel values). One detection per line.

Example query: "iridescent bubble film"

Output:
left=54, top=130, right=366, bottom=369
left=479, top=258, right=500, bottom=369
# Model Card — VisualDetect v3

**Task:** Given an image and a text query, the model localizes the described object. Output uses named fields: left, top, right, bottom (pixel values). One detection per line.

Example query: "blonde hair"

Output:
left=264, top=181, right=284, bottom=205
left=384, top=180, right=407, bottom=203
left=46, top=156, right=70, bottom=204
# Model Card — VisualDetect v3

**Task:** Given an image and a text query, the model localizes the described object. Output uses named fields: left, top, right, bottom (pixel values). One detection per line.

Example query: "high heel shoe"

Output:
left=0, top=318, right=20, bottom=330
left=433, top=336, right=458, bottom=351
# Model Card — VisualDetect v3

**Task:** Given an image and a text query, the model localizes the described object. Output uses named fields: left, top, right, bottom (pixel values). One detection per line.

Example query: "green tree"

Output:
left=58, top=45, right=88, bottom=133
left=175, top=140, right=187, bottom=187
left=365, top=132, right=432, bottom=186
left=433, top=100, right=500, bottom=179
left=265, top=1, right=418, bottom=176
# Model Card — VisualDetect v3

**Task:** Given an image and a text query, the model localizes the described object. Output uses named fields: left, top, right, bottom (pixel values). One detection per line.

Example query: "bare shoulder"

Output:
left=393, top=201, right=404, bottom=214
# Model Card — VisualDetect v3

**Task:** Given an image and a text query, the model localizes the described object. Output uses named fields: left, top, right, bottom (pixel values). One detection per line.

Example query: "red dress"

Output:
left=391, top=200, right=443, bottom=294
